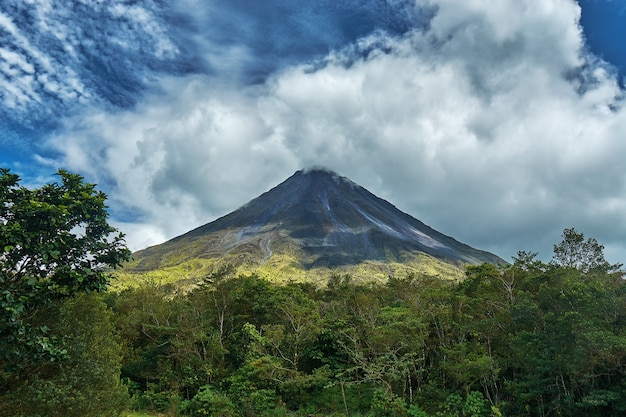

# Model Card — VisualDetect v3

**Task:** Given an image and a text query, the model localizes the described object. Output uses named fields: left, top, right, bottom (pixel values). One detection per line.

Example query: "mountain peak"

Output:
left=300, top=166, right=337, bottom=175
left=277, top=167, right=358, bottom=193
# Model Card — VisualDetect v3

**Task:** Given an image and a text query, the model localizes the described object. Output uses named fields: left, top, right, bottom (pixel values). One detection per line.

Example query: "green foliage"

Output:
left=552, top=227, right=622, bottom=274
left=0, top=294, right=129, bottom=417
left=180, top=385, right=238, bottom=416
left=0, top=168, right=131, bottom=372
left=369, top=388, right=409, bottom=417
left=462, top=391, right=490, bottom=417
left=438, top=393, right=463, bottom=417
left=0, top=169, right=130, bottom=416
left=134, top=384, right=174, bottom=413
left=408, top=404, right=431, bottom=417
left=430, top=392, right=491, bottom=417
left=104, top=229, right=626, bottom=417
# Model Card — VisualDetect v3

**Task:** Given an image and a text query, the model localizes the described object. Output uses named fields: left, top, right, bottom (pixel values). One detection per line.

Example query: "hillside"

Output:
left=117, top=168, right=504, bottom=284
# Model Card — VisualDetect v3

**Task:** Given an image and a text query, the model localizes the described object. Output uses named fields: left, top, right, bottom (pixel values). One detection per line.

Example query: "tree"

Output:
left=1, top=294, right=130, bottom=417
left=551, top=227, right=622, bottom=274
left=0, top=168, right=131, bottom=372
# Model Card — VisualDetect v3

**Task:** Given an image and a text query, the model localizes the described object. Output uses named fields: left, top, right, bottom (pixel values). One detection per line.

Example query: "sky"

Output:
left=0, top=0, right=625, bottom=265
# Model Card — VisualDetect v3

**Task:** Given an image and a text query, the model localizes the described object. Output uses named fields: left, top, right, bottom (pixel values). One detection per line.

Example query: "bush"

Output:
left=181, top=385, right=238, bottom=417
left=135, top=385, right=172, bottom=413
left=369, top=389, right=408, bottom=417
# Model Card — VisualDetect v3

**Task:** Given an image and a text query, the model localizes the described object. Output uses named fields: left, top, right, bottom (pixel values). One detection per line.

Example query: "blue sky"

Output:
left=579, top=0, right=626, bottom=83
left=1, top=0, right=625, bottom=264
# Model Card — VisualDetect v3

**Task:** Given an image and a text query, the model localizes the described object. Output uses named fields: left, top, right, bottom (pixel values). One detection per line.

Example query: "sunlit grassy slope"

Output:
left=112, top=231, right=467, bottom=289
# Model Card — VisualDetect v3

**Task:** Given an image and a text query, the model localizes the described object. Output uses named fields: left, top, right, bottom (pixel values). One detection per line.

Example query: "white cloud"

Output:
left=45, top=76, right=301, bottom=249
left=43, top=0, right=626, bottom=264
left=107, top=2, right=178, bottom=58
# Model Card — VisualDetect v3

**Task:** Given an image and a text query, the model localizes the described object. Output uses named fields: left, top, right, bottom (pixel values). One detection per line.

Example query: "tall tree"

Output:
left=0, top=169, right=130, bottom=375
left=551, top=227, right=622, bottom=274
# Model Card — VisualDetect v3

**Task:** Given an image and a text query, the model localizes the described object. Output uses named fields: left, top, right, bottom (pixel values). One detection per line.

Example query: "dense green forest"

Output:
left=2, top=169, right=626, bottom=416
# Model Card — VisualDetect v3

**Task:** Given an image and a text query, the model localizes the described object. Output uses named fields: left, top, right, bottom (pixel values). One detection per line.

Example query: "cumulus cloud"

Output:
left=44, top=76, right=301, bottom=243
left=41, top=0, right=626, bottom=265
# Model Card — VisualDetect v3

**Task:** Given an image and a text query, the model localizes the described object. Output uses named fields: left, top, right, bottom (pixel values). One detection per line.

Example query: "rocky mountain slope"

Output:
left=118, top=168, right=504, bottom=284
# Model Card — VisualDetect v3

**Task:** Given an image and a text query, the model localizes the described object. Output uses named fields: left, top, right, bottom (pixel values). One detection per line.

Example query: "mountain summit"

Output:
left=123, top=169, right=504, bottom=282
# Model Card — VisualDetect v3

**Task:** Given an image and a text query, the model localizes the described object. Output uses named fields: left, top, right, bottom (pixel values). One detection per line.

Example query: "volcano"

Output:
left=122, top=168, right=504, bottom=283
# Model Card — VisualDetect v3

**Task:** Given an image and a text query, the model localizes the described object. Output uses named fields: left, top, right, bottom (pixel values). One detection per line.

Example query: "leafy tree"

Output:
left=501, top=261, right=626, bottom=416
left=0, top=294, right=129, bottom=417
left=180, top=385, right=238, bottom=417
left=199, top=264, right=237, bottom=357
left=552, top=227, right=622, bottom=274
left=263, top=283, right=322, bottom=372
left=113, top=282, right=217, bottom=409
left=1, top=169, right=130, bottom=372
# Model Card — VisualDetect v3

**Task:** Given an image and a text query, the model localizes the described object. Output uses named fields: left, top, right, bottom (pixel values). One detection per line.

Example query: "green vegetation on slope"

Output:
left=108, top=229, right=625, bottom=417
left=114, top=237, right=467, bottom=288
